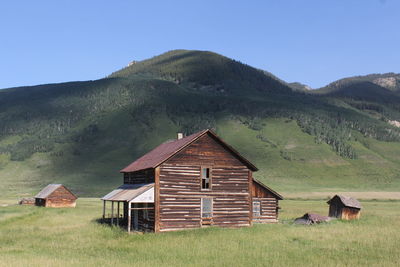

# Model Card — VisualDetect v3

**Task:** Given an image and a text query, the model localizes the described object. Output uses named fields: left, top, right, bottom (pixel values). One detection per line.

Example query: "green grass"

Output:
left=217, top=118, right=400, bottom=192
left=0, top=198, right=399, bottom=266
left=1, top=117, right=400, bottom=199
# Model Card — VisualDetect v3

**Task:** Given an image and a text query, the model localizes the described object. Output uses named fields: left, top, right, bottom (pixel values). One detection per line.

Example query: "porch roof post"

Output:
left=102, top=200, right=106, bottom=222
left=127, top=201, right=131, bottom=233
left=111, top=201, right=114, bottom=225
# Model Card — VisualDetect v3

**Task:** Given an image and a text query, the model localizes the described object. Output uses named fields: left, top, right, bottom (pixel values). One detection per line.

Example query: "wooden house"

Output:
left=327, top=195, right=361, bottom=220
left=35, top=184, right=78, bottom=208
left=102, top=129, right=283, bottom=232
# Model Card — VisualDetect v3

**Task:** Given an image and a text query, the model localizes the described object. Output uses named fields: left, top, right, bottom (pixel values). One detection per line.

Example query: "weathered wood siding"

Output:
left=342, top=207, right=361, bottom=220
left=251, top=181, right=279, bottom=223
left=252, top=197, right=278, bottom=223
left=165, top=134, right=245, bottom=167
left=124, top=169, right=154, bottom=184
left=328, top=202, right=342, bottom=218
left=36, top=186, right=77, bottom=208
left=157, top=134, right=252, bottom=232
left=252, top=181, right=274, bottom=198
left=328, top=199, right=361, bottom=220
left=136, top=203, right=155, bottom=231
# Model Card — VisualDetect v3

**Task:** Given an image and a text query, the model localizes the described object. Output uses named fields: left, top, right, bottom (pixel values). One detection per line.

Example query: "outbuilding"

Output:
left=35, top=184, right=78, bottom=207
left=327, top=195, right=361, bottom=220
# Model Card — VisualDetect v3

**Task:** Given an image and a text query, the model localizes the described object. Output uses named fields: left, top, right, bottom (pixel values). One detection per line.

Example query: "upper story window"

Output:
left=201, top=167, right=211, bottom=190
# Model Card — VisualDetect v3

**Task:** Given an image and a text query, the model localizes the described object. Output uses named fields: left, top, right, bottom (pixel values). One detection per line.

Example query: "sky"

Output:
left=0, top=0, right=399, bottom=89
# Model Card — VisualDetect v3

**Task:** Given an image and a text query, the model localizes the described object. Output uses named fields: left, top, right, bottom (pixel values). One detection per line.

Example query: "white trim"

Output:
left=201, top=197, right=213, bottom=218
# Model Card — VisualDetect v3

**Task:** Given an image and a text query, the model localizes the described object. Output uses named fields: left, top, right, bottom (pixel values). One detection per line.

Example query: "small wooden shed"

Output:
left=35, top=184, right=77, bottom=208
left=251, top=179, right=283, bottom=223
left=327, top=195, right=361, bottom=220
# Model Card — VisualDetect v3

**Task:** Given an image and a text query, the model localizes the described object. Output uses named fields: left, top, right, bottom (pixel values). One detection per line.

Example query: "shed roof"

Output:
left=101, top=183, right=154, bottom=202
left=35, top=184, right=78, bottom=199
left=327, top=195, right=362, bottom=209
left=253, top=179, right=283, bottom=200
left=120, top=129, right=258, bottom=173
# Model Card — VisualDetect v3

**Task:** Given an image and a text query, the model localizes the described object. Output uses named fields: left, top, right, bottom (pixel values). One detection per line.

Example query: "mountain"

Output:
left=109, top=50, right=293, bottom=95
left=317, top=73, right=400, bottom=93
left=313, top=73, right=400, bottom=127
left=287, top=82, right=312, bottom=92
left=314, top=73, right=400, bottom=102
left=1, top=50, right=400, bottom=198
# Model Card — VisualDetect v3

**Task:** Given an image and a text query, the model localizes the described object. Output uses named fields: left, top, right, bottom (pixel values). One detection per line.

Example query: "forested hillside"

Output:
left=1, top=50, right=400, bottom=197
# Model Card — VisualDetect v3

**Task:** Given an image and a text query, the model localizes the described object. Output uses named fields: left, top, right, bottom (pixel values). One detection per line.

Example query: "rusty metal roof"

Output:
left=327, top=195, right=362, bottom=209
left=120, top=129, right=258, bottom=173
left=101, top=183, right=154, bottom=202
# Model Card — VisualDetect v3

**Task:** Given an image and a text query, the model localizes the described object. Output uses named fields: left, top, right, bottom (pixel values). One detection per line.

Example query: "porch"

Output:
left=101, top=183, right=155, bottom=232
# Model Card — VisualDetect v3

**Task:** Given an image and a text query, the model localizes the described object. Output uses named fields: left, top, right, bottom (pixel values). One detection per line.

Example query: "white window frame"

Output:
left=201, top=167, right=212, bottom=190
left=201, top=197, right=213, bottom=218
left=253, top=200, right=261, bottom=217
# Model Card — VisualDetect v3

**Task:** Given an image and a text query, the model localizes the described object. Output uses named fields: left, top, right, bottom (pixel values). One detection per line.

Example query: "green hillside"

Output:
left=1, top=50, right=400, bottom=198
left=317, top=73, right=400, bottom=93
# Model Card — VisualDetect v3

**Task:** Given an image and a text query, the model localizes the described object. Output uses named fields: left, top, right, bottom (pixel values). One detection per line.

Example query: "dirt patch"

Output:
left=284, top=143, right=297, bottom=149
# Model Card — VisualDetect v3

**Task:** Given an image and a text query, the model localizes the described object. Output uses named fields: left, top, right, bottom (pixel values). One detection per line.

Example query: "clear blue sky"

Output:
left=0, top=0, right=399, bottom=89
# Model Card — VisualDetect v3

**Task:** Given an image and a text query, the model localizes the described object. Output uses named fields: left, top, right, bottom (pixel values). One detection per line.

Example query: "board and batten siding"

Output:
left=156, top=134, right=252, bottom=232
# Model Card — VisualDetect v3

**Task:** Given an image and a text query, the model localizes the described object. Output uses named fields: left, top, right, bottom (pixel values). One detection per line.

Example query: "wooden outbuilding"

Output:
left=251, top=179, right=283, bottom=223
left=327, top=195, right=361, bottom=220
left=35, top=184, right=78, bottom=208
left=19, top=197, right=35, bottom=205
left=102, top=129, right=283, bottom=232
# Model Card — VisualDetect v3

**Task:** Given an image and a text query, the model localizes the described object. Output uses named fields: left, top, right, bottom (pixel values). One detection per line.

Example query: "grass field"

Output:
left=1, top=198, right=399, bottom=266
left=2, top=117, right=400, bottom=200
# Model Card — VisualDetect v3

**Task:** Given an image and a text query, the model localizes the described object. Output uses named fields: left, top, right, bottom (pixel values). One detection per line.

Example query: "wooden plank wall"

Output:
left=157, top=134, right=251, bottom=232
left=252, top=197, right=278, bottom=223
left=136, top=203, right=155, bottom=231
left=251, top=181, right=279, bottom=223
left=124, top=169, right=155, bottom=184
left=45, top=186, right=76, bottom=208
left=342, top=207, right=361, bottom=220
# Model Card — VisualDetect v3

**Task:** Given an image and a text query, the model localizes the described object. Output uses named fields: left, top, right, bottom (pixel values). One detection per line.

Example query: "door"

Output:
left=201, top=198, right=213, bottom=225
left=253, top=200, right=261, bottom=219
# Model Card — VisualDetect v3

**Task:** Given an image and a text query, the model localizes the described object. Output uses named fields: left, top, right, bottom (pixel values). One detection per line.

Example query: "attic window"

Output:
left=201, top=167, right=211, bottom=190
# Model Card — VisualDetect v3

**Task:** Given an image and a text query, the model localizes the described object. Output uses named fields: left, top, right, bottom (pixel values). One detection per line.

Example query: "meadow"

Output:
left=1, top=198, right=399, bottom=266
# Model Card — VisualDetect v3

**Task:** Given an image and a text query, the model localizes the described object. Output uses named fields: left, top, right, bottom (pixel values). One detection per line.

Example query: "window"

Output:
left=143, top=203, right=149, bottom=220
left=123, top=173, right=129, bottom=183
left=253, top=201, right=261, bottom=217
left=201, top=198, right=213, bottom=218
left=201, top=167, right=211, bottom=190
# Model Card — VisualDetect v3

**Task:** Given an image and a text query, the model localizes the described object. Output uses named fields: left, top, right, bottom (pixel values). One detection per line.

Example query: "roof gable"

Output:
left=120, top=129, right=257, bottom=172
left=35, top=184, right=77, bottom=199
left=327, top=195, right=361, bottom=209
left=253, top=179, right=283, bottom=200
